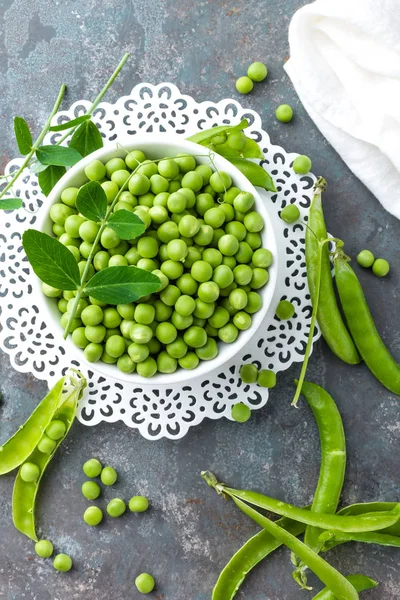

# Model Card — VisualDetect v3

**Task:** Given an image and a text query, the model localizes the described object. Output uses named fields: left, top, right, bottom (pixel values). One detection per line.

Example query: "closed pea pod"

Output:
left=0, top=377, right=65, bottom=475
left=312, top=575, right=377, bottom=600
left=306, top=178, right=360, bottom=365
left=12, top=373, right=86, bottom=541
left=334, top=250, right=400, bottom=394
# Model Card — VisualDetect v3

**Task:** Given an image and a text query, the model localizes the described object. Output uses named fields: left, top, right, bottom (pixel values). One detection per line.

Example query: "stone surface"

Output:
left=1, top=1, right=399, bottom=598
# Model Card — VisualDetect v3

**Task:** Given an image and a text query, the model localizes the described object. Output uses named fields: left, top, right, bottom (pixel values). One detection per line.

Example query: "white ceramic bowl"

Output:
left=35, top=135, right=278, bottom=384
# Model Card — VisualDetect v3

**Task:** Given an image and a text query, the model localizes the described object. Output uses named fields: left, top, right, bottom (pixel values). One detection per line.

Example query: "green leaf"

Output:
left=14, top=117, right=33, bottom=155
left=107, top=210, right=145, bottom=240
left=226, top=158, right=277, bottom=192
left=76, top=181, right=107, bottom=222
left=69, top=120, right=103, bottom=157
left=0, top=198, right=23, bottom=210
left=85, top=266, right=161, bottom=304
left=22, top=229, right=81, bottom=290
left=50, top=114, right=91, bottom=132
left=36, top=145, right=82, bottom=167
left=38, top=165, right=66, bottom=196
left=30, top=160, right=49, bottom=174
left=187, top=119, right=249, bottom=146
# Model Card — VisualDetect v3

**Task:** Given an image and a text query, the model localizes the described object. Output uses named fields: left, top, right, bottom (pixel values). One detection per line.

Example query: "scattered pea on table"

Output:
left=135, top=573, right=156, bottom=594
left=35, top=540, right=54, bottom=558
left=372, top=258, right=390, bottom=277
left=101, top=466, right=118, bottom=486
left=83, top=458, right=102, bottom=478
left=247, top=61, right=268, bottom=82
left=235, top=76, right=254, bottom=94
left=292, top=155, right=312, bottom=174
left=107, top=498, right=126, bottom=518
left=239, top=363, right=258, bottom=383
left=276, top=104, right=293, bottom=122
left=231, top=403, right=251, bottom=423
left=357, top=249, right=375, bottom=268
left=129, top=496, right=150, bottom=513
left=53, top=553, right=72, bottom=572
left=257, top=370, right=277, bottom=388
left=280, top=205, right=300, bottom=224
left=83, top=506, right=103, bottom=526
left=82, top=481, right=101, bottom=500
left=276, top=300, right=295, bottom=320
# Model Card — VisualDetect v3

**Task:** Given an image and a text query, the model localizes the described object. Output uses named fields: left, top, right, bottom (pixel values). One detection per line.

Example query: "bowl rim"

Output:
left=35, top=134, right=279, bottom=385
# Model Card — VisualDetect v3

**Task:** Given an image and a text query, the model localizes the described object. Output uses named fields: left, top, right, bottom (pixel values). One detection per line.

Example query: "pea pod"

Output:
left=338, top=502, right=400, bottom=536
left=212, top=516, right=306, bottom=600
left=229, top=495, right=359, bottom=600
left=312, top=575, right=378, bottom=599
left=319, top=529, right=400, bottom=551
left=334, top=250, right=400, bottom=395
left=306, top=178, right=360, bottom=364
left=12, top=373, right=86, bottom=541
left=211, top=137, right=264, bottom=160
left=225, top=158, right=276, bottom=192
left=0, top=377, right=65, bottom=475
left=217, top=485, right=399, bottom=533
left=187, top=119, right=249, bottom=146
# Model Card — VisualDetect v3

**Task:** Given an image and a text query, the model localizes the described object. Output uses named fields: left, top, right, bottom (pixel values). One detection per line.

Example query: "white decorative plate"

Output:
left=0, top=83, right=318, bottom=440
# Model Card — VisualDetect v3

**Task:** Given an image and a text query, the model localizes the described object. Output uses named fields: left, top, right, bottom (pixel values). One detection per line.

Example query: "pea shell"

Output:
left=186, top=119, right=248, bottom=146
left=225, top=158, right=276, bottom=192
left=12, top=375, right=85, bottom=541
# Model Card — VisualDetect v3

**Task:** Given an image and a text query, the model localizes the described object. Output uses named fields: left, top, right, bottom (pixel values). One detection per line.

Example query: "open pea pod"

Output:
left=186, top=119, right=249, bottom=146
left=211, top=136, right=264, bottom=160
left=12, top=373, right=86, bottom=541
left=0, top=377, right=65, bottom=475
left=225, top=158, right=276, bottom=192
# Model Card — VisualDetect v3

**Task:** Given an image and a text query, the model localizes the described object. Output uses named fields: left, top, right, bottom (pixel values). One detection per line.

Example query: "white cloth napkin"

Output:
left=284, top=0, right=400, bottom=218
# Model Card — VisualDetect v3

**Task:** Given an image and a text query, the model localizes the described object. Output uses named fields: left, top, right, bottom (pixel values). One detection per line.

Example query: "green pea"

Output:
left=84, top=343, right=103, bottom=363
left=46, top=419, right=66, bottom=441
left=137, top=160, right=158, bottom=178
left=245, top=291, right=263, bottom=314
left=183, top=326, right=207, bottom=348
left=129, top=173, right=151, bottom=196
left=136, top=356, right=158, bottom=378
left=276, top=104, right=293, bottom=123
left=61, top=187, right=79, bottom=207
left=195, top=164, right=212, bottom=184
left=276, top=300, right=295, bottom=320
left=154, top=299, right=173, bottom=322
left=83, top=458, right=102, bottom=478
left=253, top=248, right=273, bottom=268
left=111, top=169, right=131, bottom=188
left=198, top=281, right=220, bottom=303
left=166, top=337, right=188, bottom=359
left=156, top=322, right=177, bottom=344
left=153, top=191, right=170, bottom=207
left=101, top=227, right=120, bottom=250
left=37, top=435, right=57, bottom=455
left=195, top=193, right=215, bottom=216
left=50, top=203, right=76, bottom=226
left=233, top=191, right=255, bottom=213
left=245, top=231, right=262, bottom=250
left=42, top=283, right=62, bottom=298
left=35, top=539, right=54, bottom=558
left=53, top=554, right=72, bottom=572
left=126, top=149, right=146, bottom=169
left=195, top=338, right=218, bottom=360
left=134, top=304, right=155, bottom=325
left=181, top=170, right=203, bottom=192
left=160, top=284, right=181, bottom=306
left=293, top=155, right=312, bottom=174
left=218, top=323, right=239, bottom=343
left=258, top=369, right=276, bottom=388
left=178, top=351, right=200, bottom=370
left=229, top=288, right=248, bottom=310
left=157, top=351, right=178, bottom=373
left=194, top=298, right=215, bottom=319
left=251, top=268, right=269, bottom=289
left=372, top=258, right=390, bottom=277
left=129, top=495, right=149, bottom=512
left=158, top=221, right=179, bottom=243
left=233, top=311, right=252, bottom=330
left=20, top=462, right=40, bottom=482
left=125, top=247, right=141, bottom=265
left=240, top=363, right=258, bottom=383
left=177, top=273, right=198, bottom=295
left=105, top=157, right=126, bottom=178
left=218, top=234, right=240, bottom=256
left=175, top=153, right=197, bottom=173
left=101, top=180, right=119, bottom=203
left=231, top=402, right=251, bottom=423
left=191, top=260, right=213, bottom=282
left=135, top=573, right=156, bottom=594
left=194, top=223, right=214, bottom=246
left=105, top=335, right=126, bottom=358
left=280, top=204, right=300, bottom=223
left=101, top=466, right=118, bottom=486
left=235, top=76, right=254, bottom=94
left=83, top=506, right=103, bottom=526
left=158, top=158, right=179, bottom=179
left=107, top=498, right=126, bottom=518
left=175, top=295, right=196, bottom=316
left=82, top=481, right=101, bottom=500
left=85, top=325, right=106, bottom=344
left=209, top=171, right=232, bottom=193
left=357, top=249, right=375, bottom=268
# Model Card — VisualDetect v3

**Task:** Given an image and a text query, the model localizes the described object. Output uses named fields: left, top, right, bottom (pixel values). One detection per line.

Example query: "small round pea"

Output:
left=129, top=495, right=149, bottom=513
left=246, top=291, right=263, bottom=314
left=37, top=435, right=57, bottom=455
left=372, top=258, right=390, bottom=277
left=83, top=506, right=103, bottom=526
left=136, top=356, right=158, bottom=378
left=247, top=61, right=268, bottom=82
left=100, top=466, right=118, bottom=486
left=233, top=311, right=252, bottom=330
left=175, top=153, right=197, bottom=173
left=234, top=192, right=254, bottom=213
left=276, top=300, right=295, bottom=320
left=293, top=155, right=312, bottom=174
left=218, top=234, right=239, bottom=256
left=276, top=104, right=293, bottom=123
left=61, top=187, right=78, bottom=207
left=84, top=342, right=104, bottom=364
left=53, top=554, right=72, bottom=572
left=46, top=419, right=66, bottom=440
left=209, top=171, right=232, bottom=193
left=126, top=149, right=146, bottom=169
left=258, top=369, right=277, bottom=388
left=218, top=323, right=239, bottom=343
left=166, top=337, right=188, bottom=359
left=175, top=295, right=196, bottom=316
left=156, top=322, right=177, bottom=344
left=253, top=248, right=273, bottom=268
left=178, top=351, right=200, bottom=370
left=129, top=173, right=151, bottom=196
left=229, top=288, right=248, bottom=310
left=240, top=363, right=258, bottom=383
left=42, top=283, right=62, bottom=298
left=183, top=326, right=207, bottom=348
left=357, top=249, right=375, bottom=268
left=251, top=268, right=269, bottom=289
left=236, top=76, right=254, bottom=94
left=105, top=157, right=126, bottom=178
left=157, top=351, right=178, bottom=373
left=81, top=305, right=103, bottom=327
left=20, top=462, right=40, bottom=482
left=105, top=335, right=126, bottom=358
left=101, top=180, right=119, bottom=203
left=191, top=260, right=213, bottom=282
left=280, top=204, right=300, bottom=224
left=213, top=264, right=234, bottom=288
left=107, top=498, right=126, bottom=518
left=158, top=158, right=179, bottom=179
left=195, top=337, right=218, bottom=360
left=35, top=539, right=54, bottom=558
left=227, top=131, right=247, bottom=151
left=82, top=481, right=101, bottom=500
left=243, top=211, right=264, bottom=232
left=135, top=573, right=155, bottom=594
left=83, top=458, right=102, bottom=478
left=231, top=402, right=251, bottom=423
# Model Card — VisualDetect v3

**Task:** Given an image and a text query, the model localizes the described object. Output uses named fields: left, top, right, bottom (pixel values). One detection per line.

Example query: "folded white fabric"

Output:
left=285, top=0, right=400, bottom=218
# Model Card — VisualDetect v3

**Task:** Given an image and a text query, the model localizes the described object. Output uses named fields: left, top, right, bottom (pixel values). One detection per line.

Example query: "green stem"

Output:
left=0, top=84, right=66, bottom=200
left=56, top=53, right=130, bottom=146
left=291, top=237, right=342, bottom=407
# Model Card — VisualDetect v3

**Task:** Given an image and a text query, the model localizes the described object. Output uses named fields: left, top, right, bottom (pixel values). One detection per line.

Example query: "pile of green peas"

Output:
left=46, top=150, right=273, bottom=377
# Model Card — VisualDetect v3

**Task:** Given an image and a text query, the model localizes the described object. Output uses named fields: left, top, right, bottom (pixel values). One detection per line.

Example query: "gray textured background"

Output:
left=1, top=1, right=399, bottom=599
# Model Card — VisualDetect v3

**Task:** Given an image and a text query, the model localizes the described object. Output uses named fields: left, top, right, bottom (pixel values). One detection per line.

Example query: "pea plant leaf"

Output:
left=22, top=229, right=81, bottom=290
left=69, top=120, right=103, bottom=157
left=50, top=114, right=91, bottom=132
left=107, top=210, right=146, bottom=240
left=38, top=165, right=66, bottom=196
left=14, top=117, right=33, bottom=155
left=30, top=160, right=50, bottom=175
left=36, top=145, right=82, bottom=167
left=0, top=198, right=23, bottom=210
left=76, top=181, right=107, bottom=222
left=226, top=157, right=276, bottom=192
left=85, top=266, right=161, bottom=304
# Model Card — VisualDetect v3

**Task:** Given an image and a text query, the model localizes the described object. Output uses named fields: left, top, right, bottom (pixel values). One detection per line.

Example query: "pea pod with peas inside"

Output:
left=305, top=178, right=360, bottom=365
left=12, top=373, right=86, bottom=541
left=312, top=575, right=378, bottom=600
left=334, top=249, right=400, bottom=395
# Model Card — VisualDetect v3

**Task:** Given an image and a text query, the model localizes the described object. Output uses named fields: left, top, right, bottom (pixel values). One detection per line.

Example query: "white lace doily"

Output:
left=0, top=83, right=319, bottom=440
